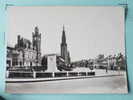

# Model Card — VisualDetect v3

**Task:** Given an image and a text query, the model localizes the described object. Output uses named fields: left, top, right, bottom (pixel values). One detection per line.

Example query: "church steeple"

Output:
left=62, top=25, right=66, bottom=45
left=32, top=26, right=41, bottom=66
left=61, top=25, right=68, bottom=63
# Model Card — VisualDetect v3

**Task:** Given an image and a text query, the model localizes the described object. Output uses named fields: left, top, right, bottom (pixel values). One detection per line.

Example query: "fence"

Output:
left=7, top=71, right=95, bottom=78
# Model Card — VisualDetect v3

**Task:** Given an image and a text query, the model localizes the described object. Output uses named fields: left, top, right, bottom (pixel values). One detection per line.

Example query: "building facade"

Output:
left=7, top=26, right=41, bottom=69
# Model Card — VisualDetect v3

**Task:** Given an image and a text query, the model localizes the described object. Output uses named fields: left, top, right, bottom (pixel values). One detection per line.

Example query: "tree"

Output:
left=41, top=56, right=47, bottom=71
left=116, top=53, right=126, bottom=70
left=97, top=54, right=104, bottom=60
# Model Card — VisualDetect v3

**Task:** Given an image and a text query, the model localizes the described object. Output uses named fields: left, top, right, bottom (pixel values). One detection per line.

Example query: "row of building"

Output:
left=72, top=53, right=126, bottom=70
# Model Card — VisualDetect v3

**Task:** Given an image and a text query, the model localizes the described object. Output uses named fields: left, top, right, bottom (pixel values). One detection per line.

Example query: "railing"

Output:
left=7, top=71, right=95, bottom=78
left=8, top=72, right=33, bottom=78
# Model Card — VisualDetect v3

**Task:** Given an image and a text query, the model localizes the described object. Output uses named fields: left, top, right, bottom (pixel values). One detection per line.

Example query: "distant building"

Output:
left=107, top=56, right=117, bottom=70
left=93, top=55, right=108, bottom=69
left=7, top=26, right=41, bottom=69
left=61, top=25, right=71, bottom=64
left=93, top=55, right=117, bottom=70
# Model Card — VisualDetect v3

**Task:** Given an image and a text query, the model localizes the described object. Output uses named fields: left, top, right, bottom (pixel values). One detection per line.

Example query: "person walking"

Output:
left=106, top=67, right=108, bottom=73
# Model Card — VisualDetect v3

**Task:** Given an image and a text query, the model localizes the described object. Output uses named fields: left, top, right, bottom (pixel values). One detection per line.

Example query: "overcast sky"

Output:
left=7, top=6, right=125, bottom=61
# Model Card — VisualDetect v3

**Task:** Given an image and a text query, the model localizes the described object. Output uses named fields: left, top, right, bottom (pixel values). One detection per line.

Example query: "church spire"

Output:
left=62, top=25, right=66, bottom=45
left=63, top=25, right=65, bottom=32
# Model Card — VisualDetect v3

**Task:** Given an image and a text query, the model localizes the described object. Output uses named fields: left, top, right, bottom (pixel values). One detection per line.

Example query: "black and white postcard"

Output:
left=6, top=6, right=128, bottom=93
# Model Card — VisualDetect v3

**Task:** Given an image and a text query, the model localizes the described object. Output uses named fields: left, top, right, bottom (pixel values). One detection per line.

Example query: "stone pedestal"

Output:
left=46, top=54, right=58, bottom=72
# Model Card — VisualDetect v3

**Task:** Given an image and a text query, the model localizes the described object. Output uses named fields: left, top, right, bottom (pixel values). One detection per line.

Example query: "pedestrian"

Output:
left=106, top=67, right=108, bottom=73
